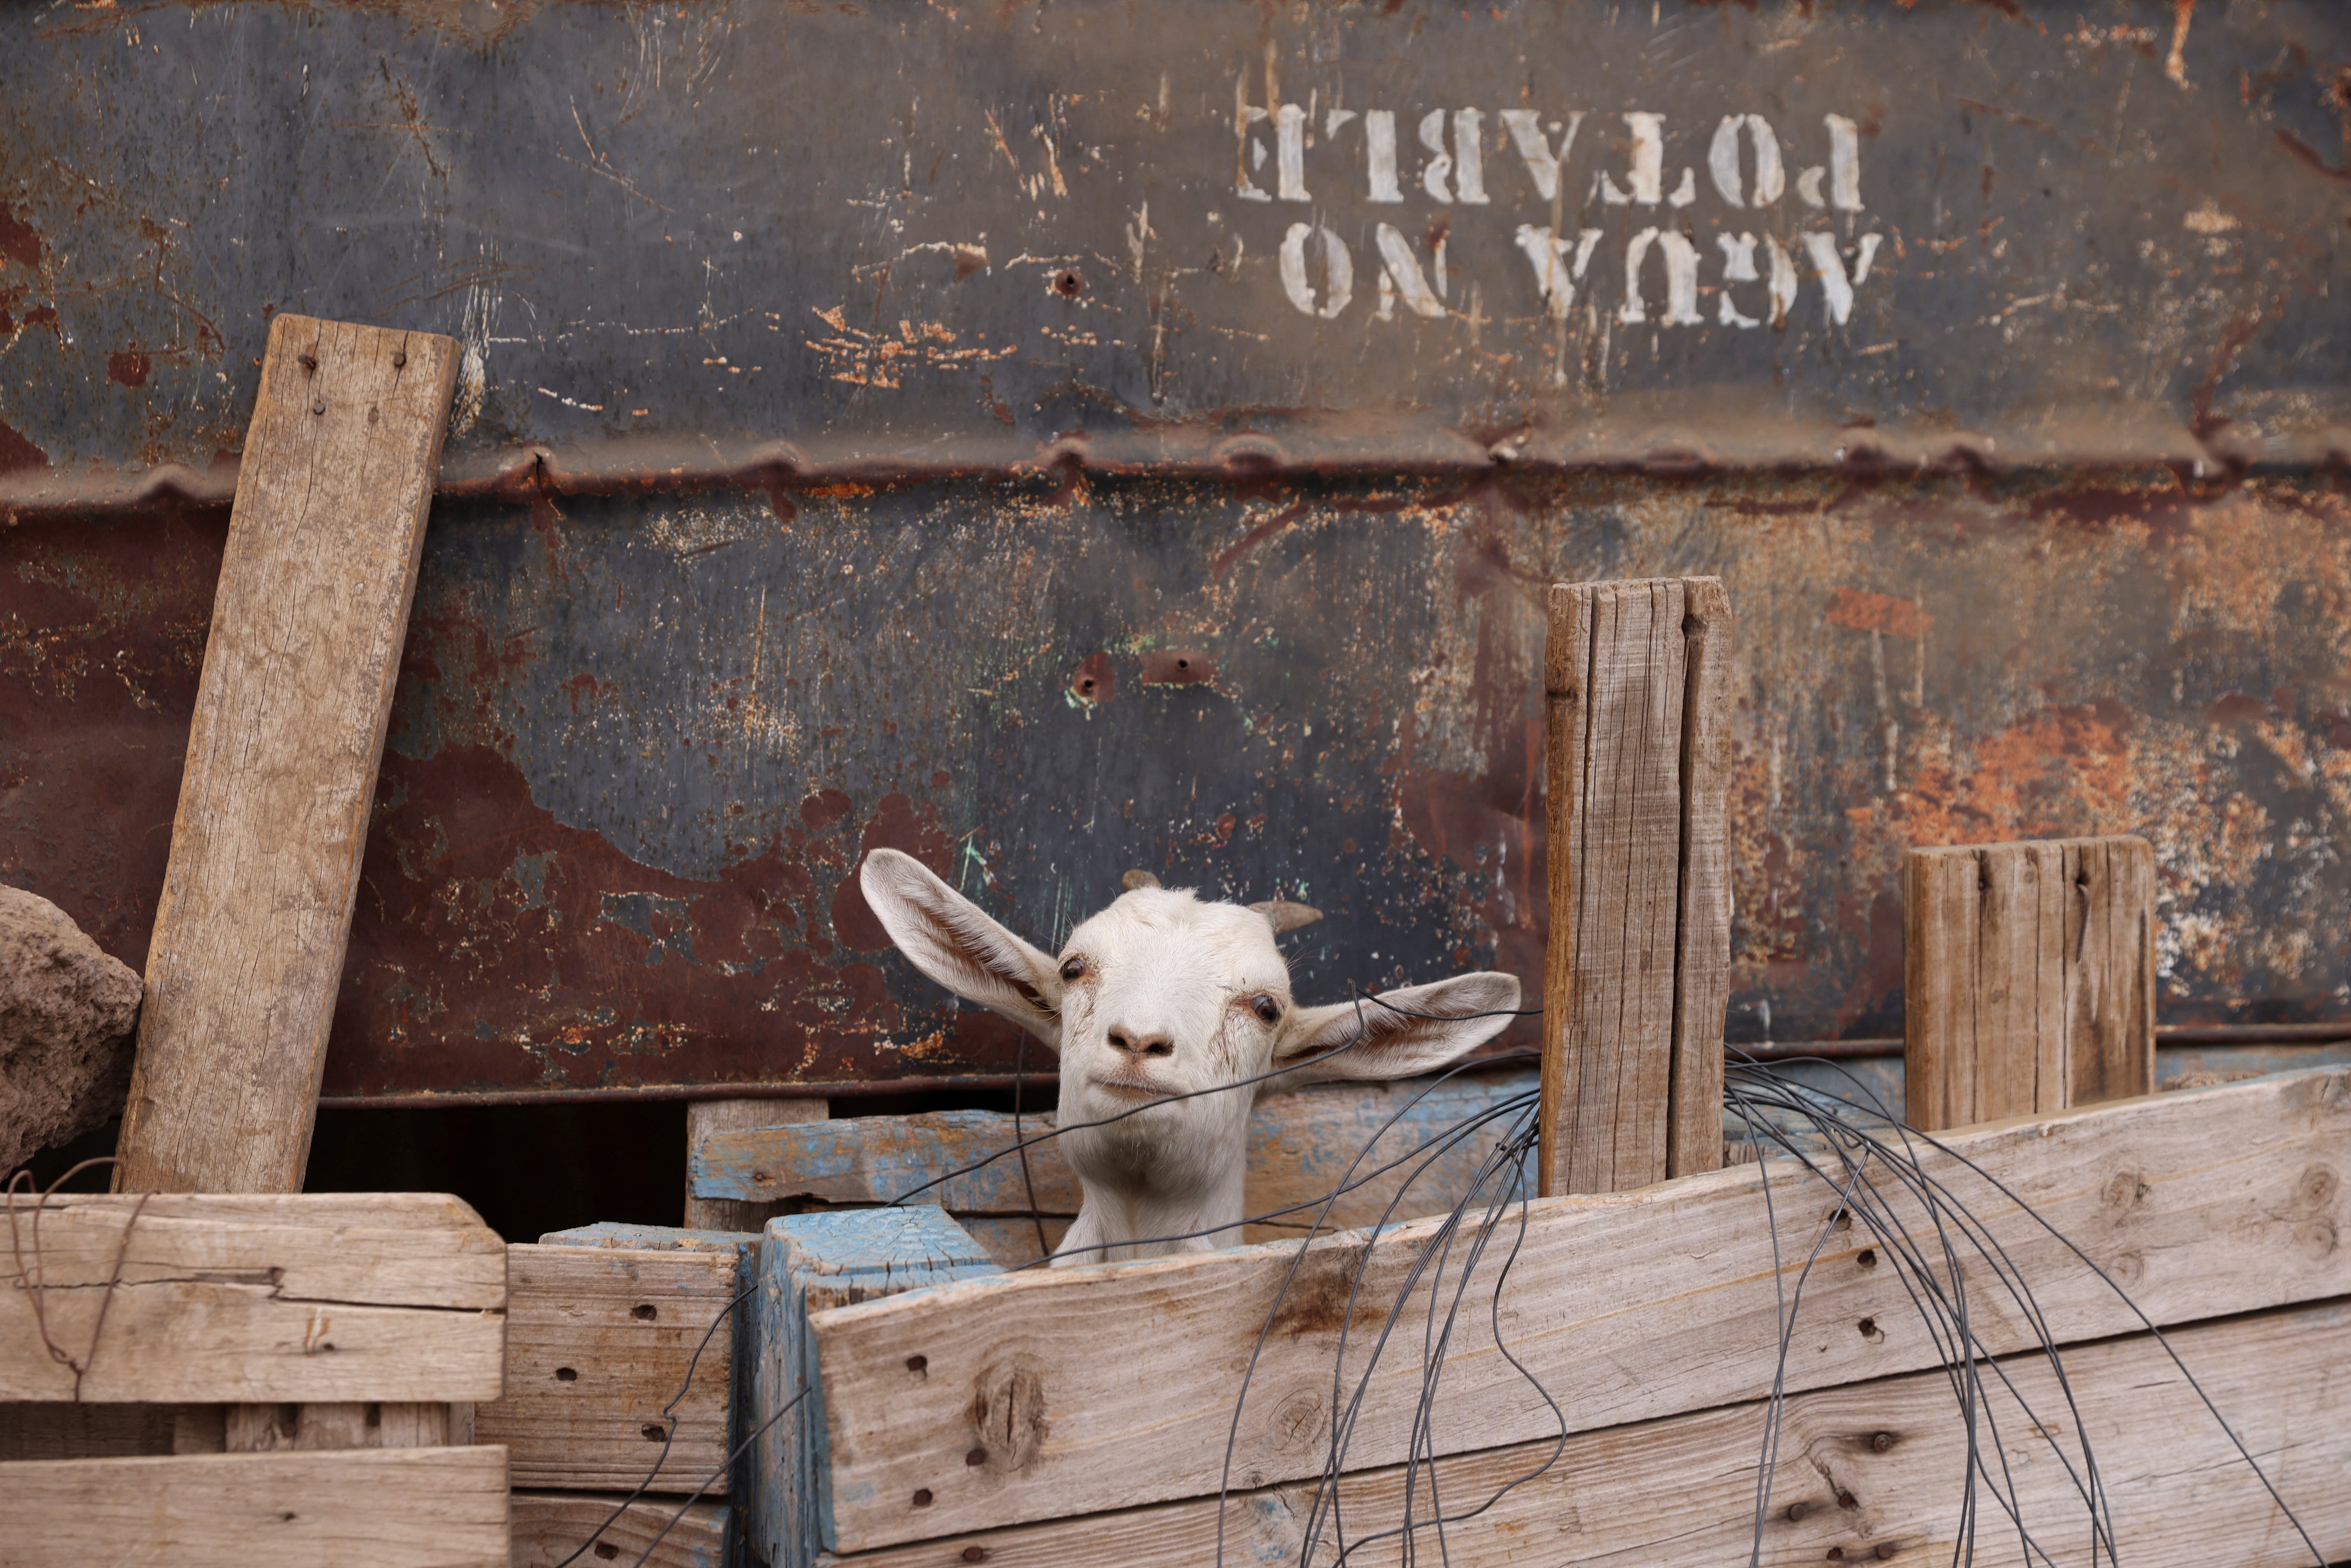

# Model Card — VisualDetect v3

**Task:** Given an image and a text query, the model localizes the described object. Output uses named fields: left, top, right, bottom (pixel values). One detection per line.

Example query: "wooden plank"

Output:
left=818, top=1296, right=2351, bottom=1568
left=1541, top=578, right=1695, bottom=1195
left=750, top=1208, right=1002, bottom=1568
left=539, top=1222, right=760, bottom=1255
left=683, top=1098, right=827, bottom=1233
left=2065, top=836, right=2157, bottom=1106
left=1237, top=1068, right=1537, bottom=1241
left=1668, top=576, right=1732, bottom=1178
left=115, top=314, right=458, bottom=1195
left=695, top=1110, right=1084, bottom=1214
left=224, top=1401, right=460, bottom=1450
left=0, top=1193, right=504, bottom=1403
left=693, top=1070, right=1541, bottom=1260
left=474, top=1244, right=737, bottom=1494
left=509, top=1491, right=728, bottom=1568
left=1905, top=836, right=2154, bottom=1132
left=799, top=1066, right=2351, bottom=1550
left=1, top=1444, right=510, bottom=1567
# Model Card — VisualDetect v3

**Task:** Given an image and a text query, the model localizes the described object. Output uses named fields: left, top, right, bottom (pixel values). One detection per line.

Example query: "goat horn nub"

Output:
left=1249, top=896, right=1324, bottom=934
left=1121, top=869, right=1162, bottom=891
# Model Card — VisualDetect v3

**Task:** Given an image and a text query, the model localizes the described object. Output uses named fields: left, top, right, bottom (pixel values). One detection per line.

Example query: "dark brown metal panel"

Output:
left=1, top=0, right=2348, bottom=505
left=14, top=471, right=2346, bottom=1101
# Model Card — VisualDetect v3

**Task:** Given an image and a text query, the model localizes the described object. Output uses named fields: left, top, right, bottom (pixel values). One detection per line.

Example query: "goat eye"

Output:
left=1251, top=994, right=1282, bottom=1024
left=1058, top=957, right=1085, bottom=982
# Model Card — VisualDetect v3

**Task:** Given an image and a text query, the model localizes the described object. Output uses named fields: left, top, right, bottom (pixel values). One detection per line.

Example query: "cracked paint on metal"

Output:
left=2, top=0, right=2349, bottom=511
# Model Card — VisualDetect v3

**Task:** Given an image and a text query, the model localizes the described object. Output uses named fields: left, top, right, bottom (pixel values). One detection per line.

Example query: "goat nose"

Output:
left=1106, top=1026, right=1174, bottom=1059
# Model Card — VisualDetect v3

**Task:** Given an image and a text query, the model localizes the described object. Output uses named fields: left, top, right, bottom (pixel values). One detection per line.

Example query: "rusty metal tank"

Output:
left=2, top=0, right=2347, bottom=1107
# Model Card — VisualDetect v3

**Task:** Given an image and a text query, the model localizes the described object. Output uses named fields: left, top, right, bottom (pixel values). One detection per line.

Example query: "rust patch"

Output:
left=1823, top=587, right=1927, bottom=639
left=0, top=417, right=49, bottom=475
left=106, top=352, right=151, bottom=389
left=1068, top=650, right=1115, bottom=705
left=1139, top=648, right=1214, bottom=686
left=0, top=206, right=39, bottom=270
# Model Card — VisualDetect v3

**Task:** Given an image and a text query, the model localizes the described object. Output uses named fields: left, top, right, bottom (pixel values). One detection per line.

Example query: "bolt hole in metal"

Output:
left=1052, top=268, right=1083, bottom=297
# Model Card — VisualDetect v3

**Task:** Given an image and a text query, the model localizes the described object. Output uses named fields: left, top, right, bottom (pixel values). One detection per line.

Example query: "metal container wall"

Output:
left=2, top=1, right=2346, bottom=1100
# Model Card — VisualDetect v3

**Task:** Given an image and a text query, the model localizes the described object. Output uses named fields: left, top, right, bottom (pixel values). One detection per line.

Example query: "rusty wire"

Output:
left=4, top=1156, right=153, bottom=1403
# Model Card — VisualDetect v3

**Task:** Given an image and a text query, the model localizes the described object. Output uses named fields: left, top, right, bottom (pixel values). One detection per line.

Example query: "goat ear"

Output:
left=857, top=849, right=1063, bottom=1048
left=1272, top=973, right=1520, bottom=1086
left=1247, top=896, right=1323, bottom=935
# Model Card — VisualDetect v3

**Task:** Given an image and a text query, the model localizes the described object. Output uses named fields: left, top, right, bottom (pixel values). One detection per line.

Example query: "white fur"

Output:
left=857, top=849, right=1520, bottom=1266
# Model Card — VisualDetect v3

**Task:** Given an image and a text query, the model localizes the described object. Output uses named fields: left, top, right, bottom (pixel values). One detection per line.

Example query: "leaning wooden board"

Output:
left=793, top=1067, right=2351, bottom=1549
left=115, top=314, right=458, bottom=1194
left=3, top=1447, right=510, bottom=1568
left=0, top=1194, right=504, bottom=1403
left=817, top=1296, right=2351, bottom=1568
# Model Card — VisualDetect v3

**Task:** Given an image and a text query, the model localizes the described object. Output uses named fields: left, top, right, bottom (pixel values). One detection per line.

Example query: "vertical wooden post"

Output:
left=1540, top=577, right=1735, bottom=1196
left=116, top=315, right=457, bottom=1196
left=1903, top=835, right=2156, bottom=1132
left=683, top=1096, right=828, bottom=1232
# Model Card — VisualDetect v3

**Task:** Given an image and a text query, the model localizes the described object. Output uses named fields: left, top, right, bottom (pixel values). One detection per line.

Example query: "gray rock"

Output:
left=0, top=886, right=143, bottom=1178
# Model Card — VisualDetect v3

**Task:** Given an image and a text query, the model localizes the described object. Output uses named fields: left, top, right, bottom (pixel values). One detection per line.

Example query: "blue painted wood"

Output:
left=748, top=1206, right=1001, bottom=1568
left=694, top=1110, right=1082, bottom=1214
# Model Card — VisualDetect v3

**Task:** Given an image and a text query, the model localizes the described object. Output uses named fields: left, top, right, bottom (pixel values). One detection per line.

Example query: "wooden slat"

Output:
left=115, top=314, right=458, bottom=1195
left=1906, top=836, right=2156, bottom=1132
left=1542, top=578, right=1691, bottom=1195
left=2, top=1445, right=510, bottom=1567
left=0, top=1193, right=504, bottom=1403
left=683, top=1098, right=827, bottom=1233
left=799, top=1067, right=2351, bottom=1550
left=695, top=1110, right=1084, bottom=1214
left=2065, top=836, right=2157, bottom=1105
left=1668, top=576, right=1732, bottom=1178
left=751, top=1208, right=1003, bottom=1568
left=474, top=1244, right=737, bottom=1493
left=224, top=1401, right=460, bottom=1450
left=509, top=1491, right=728, bottom=1568
left=695, top=1071, right=1542, bottom=1257
left=818, top=1297, right=2351, bottom=1568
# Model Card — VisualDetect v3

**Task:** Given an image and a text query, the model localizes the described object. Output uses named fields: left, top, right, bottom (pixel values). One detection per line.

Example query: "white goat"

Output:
left=857, top=848, right=1520, bottom=1266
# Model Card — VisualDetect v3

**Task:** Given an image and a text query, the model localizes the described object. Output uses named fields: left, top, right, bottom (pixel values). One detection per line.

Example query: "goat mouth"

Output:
left=1088, top=1073, right=1171, bottom=1100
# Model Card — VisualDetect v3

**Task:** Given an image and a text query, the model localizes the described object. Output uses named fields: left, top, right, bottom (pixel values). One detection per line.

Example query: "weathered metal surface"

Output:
left=2, top=0, right=2349, bottom=507
left=6, top=469, right=2349, bottom=1101
left=2, top=0, right=2349, bottom=1102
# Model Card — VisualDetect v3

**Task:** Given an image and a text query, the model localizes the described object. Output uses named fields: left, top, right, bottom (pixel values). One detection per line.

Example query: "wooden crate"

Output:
left=736, top=1067, right=2351, bottom=1568
left=0, top=1192, right=509, bottom=1568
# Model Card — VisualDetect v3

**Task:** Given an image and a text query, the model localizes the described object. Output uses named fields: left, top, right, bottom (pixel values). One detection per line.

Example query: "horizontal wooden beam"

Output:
left=819, top=1296, right=2351, bottom=1568
left=510, top=1489, right=728, bottom=1568
left=2, top=1445, right=509, bottom=1567
left=0, top=1194, right=504, bottom=1403
left=801, top=1067, right=2351, bottom=1550
left=692, top=1068, right=1538, bottom=1244
left=474, top=1243, right=739, bottom=1494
